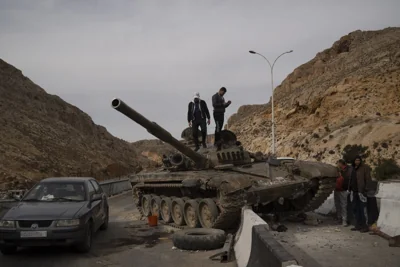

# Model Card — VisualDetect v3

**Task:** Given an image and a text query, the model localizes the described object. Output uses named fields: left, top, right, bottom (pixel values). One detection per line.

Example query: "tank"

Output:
left=111, top=98, right=338, bottom=230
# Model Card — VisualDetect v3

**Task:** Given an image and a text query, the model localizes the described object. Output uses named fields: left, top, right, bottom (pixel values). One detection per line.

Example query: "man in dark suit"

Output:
left=187, top=92, right=210, bottom=151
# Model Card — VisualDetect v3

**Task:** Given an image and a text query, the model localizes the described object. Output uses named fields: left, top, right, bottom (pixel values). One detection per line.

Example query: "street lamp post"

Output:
left=249, top=49, right=293, bottom=157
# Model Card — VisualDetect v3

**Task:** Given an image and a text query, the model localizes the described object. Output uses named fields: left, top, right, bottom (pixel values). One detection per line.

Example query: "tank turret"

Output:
left=111, top=98, right=209, bottom=169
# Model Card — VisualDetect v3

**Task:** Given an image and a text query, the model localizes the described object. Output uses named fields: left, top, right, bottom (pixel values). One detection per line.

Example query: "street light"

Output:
left=249, top=49, right=293, bottom=156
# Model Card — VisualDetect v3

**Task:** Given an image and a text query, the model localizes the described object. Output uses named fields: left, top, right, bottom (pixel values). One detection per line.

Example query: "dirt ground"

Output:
left=275, top=213, right=400, bottom=267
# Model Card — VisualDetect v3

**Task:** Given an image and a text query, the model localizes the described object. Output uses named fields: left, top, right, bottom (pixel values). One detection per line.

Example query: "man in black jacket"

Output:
left=187, top=92, right=210, bottom=151
left=212, top=87, right=231, bottom=150
left=348, top=156, right=372, bottom=232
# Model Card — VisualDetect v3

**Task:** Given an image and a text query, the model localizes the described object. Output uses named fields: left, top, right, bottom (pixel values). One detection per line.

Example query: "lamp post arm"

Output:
left=272, top=51, right=291, bottom=70
left=255, top=52, right=272, bottom=69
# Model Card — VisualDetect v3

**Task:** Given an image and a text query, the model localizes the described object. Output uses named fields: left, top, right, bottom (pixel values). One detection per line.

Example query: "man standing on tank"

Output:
left=187, top=92, right=210, bottom=151
left=212, top=87, right=231, bottom=151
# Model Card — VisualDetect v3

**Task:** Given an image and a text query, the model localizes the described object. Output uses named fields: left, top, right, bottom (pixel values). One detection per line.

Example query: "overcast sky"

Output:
left=1, top=0, right=399, bottom=142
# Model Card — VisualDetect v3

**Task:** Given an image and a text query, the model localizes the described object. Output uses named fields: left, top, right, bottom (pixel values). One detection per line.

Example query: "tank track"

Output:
left=131, top=176, right=336, bottom=230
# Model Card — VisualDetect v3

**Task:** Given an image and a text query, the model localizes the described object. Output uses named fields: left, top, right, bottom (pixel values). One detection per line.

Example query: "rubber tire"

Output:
left=75, top=221, right=93, bottom=253
left=171, top=198, right=186, bottom=226
left=160, top=197, right=173, bottom=223
left=172, top=228, right=226, bottom=251
left=141, top=195, right=152, bottom=216
left=183, top=199, right=200, bottom=228
left=0, top=246, right=17, bottom=255
left=151, top=195, right=162, bottom=218
left=198, top=198, right=219, bottom=228
left=100, top=207, right=109, bottom=230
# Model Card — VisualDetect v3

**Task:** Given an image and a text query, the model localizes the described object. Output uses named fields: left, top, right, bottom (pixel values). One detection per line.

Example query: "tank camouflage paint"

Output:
left=111, top=98, right=338, bottom=230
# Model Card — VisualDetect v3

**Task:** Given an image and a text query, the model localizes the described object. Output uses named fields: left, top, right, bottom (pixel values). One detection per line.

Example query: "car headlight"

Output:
left=55, top=219, right=80, bottom=227
left=0, top=220, right=16, bottom=228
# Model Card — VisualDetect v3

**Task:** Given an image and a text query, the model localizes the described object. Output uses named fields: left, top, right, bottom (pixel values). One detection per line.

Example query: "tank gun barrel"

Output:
left=111, top=98, right=208, bottom=168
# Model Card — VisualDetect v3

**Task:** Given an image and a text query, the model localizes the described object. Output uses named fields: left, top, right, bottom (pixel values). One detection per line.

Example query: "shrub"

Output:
left=341, top=144, right=369, bottom=164
left=374, top=159, right=400, bottom=181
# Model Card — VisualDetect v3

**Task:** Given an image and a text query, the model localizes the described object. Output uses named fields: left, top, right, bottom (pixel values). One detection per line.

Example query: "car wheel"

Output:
left=0, top=246, right=17, bottom=255
left=75, top=221, right=93, bottom=253
left=100, top=208, right=109, bottom=231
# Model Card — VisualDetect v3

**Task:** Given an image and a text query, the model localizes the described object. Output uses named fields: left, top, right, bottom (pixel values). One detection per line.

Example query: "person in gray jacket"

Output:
left=212, top=87, right=231, bottom=150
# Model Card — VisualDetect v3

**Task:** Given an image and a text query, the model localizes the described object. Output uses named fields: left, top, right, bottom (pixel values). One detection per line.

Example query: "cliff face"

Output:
left=0, top=59, right=158, bottom=190
left=227, top=27, right=400, bottom=168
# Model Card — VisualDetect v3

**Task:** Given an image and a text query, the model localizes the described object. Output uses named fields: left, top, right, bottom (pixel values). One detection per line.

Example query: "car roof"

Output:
left=40, top=177, right=95, bottom=183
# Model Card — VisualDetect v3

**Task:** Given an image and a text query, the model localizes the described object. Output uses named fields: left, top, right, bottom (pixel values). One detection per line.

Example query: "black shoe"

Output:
left=194, top=146, right=200, bottom=151
left=359, top=227, right=369, bottom=233
left=351, top=227, right=361, bottom=231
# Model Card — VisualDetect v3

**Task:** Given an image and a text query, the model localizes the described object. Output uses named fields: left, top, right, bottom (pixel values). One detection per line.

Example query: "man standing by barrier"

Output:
left=335, top=159, right=351, bottom=226
left=187, top=92, right=210, bottom=151
left=348, top=156, right=372, bottom=233
left=212, top=87, right=231, bottom=151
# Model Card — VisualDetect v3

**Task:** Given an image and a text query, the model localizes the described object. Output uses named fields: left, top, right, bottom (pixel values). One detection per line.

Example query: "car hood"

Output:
left=2, top=201, right=87, bottom=220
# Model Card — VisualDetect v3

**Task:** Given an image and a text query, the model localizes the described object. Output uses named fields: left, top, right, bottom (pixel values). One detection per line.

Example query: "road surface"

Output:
left=2, top=191, right=400, bottom=267
left=0, top=192, right=234, bottom=267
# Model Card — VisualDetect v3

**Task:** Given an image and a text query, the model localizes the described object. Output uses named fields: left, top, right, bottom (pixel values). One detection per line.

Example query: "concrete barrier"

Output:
left=234, top=207, right=300, bottom=267
left=99, top=178, right=132, bottom=197
left=375, top=180, right=400, bottom=237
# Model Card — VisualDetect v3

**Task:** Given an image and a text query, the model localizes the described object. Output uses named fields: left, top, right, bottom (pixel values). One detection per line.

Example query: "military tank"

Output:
left=111, top=98, right=338, bottom=230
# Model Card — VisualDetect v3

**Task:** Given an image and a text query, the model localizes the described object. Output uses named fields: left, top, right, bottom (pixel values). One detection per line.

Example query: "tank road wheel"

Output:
left=150, top=195, right=162, bottom=218
left=171, top=198, right=186, bottom=226
left=184, top=199, right=200, bottom=228
left=141, top=195, right=152, bottom=217
left=198, top=198, right=219, bottom=228
left=160, top=197, right=173, bottom=223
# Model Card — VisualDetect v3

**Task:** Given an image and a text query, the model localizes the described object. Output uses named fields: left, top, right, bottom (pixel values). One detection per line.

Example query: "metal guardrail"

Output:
left=0, top=177, right=132, bottom=202
left=99, top=178, right=132, bottom=197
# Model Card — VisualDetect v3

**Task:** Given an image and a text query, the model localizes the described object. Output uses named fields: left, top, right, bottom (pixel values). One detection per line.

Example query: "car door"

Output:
left=90, top=180, right=107, bottom=222
left=87, top=181, right=102, bottom=229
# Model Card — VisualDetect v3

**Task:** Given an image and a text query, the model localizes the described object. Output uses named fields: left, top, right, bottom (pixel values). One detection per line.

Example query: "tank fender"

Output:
left=293, top=160, right=338, bottom=178
left=207, top=176, right=253, bottom=195
left=182, top=178, right=202, bottom=188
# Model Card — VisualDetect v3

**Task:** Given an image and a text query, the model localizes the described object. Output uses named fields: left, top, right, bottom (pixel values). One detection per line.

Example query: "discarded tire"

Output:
left=172, top=228, right=226, bottom=251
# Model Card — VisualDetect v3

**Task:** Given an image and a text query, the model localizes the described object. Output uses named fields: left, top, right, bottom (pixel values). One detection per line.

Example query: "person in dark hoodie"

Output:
left=187, top=92, right=210, bottom=151
left=348, top=156, right=372, bottom=232
left=212, top=87, right=231, bottom=150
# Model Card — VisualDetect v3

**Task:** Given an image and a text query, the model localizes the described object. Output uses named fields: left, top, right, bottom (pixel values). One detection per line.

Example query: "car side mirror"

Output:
left=91, top=194, right=102, bottom=202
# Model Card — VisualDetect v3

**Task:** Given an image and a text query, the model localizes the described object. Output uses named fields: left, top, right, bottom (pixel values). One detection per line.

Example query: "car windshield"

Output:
left=22, top=181, right=86, bottom=202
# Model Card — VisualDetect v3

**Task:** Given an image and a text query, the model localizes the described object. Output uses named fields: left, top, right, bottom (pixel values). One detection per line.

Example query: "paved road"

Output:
left=0, top=192, right=234, bottom=267
left=2, top=192, right=400, bottom=267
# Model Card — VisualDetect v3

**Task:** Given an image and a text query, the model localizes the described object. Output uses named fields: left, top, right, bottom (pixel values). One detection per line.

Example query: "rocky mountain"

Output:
left=131, top=139, right=176, bottom=165
left=0, top=59, right=158, bottom=190
left=227, top=27, right=400, bottom=175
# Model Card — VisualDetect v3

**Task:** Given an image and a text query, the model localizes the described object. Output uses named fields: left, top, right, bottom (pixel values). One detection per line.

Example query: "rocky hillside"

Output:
left=131, top=139, right=176, bottom=165
left=0, top=59, right=158, bottom=190
left=227, top=27, right=400, bottom=172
